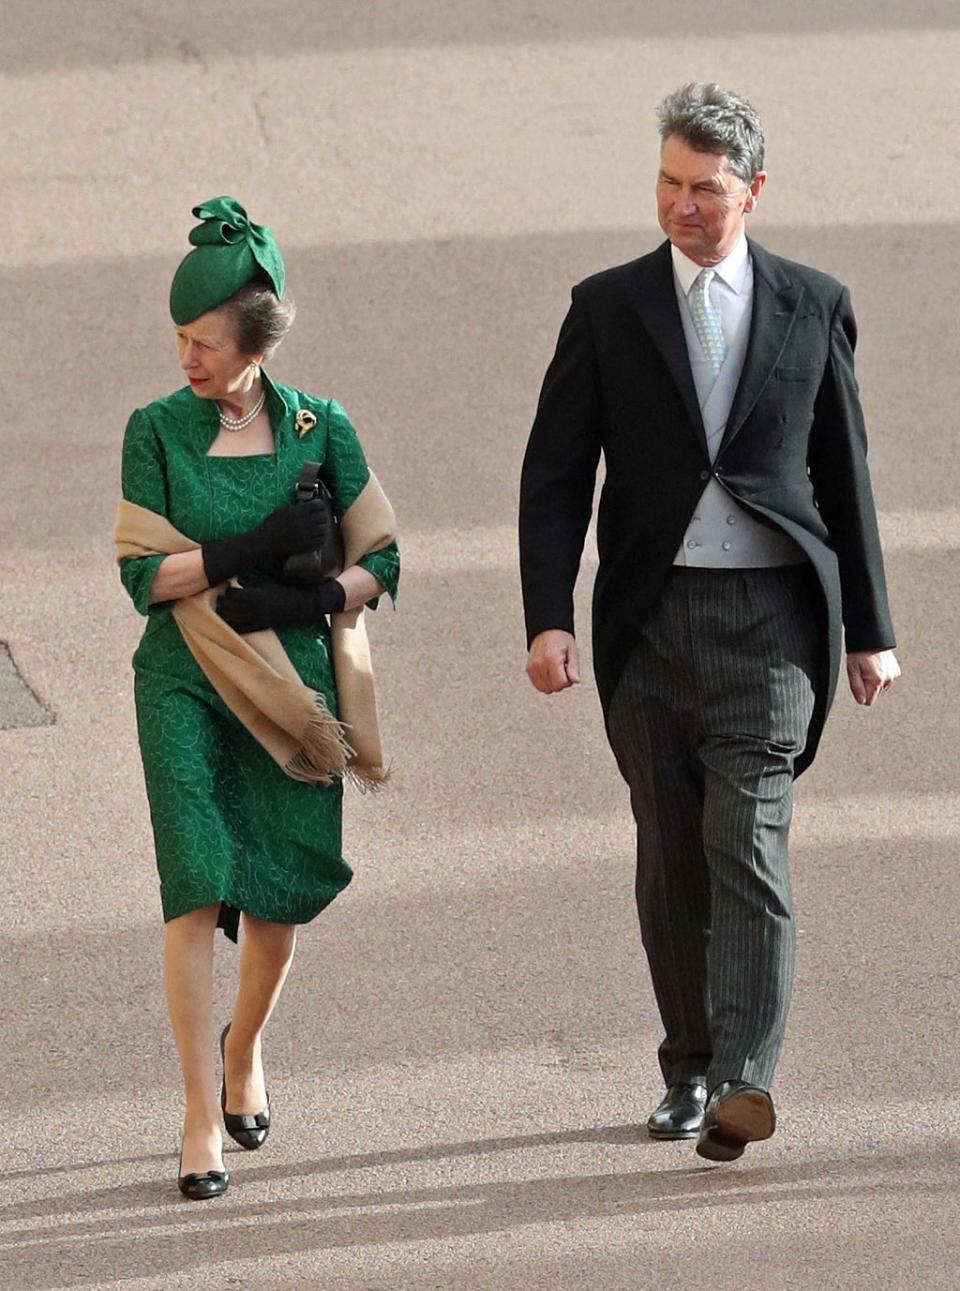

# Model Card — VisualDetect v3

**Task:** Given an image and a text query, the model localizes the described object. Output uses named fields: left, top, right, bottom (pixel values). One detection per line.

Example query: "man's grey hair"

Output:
left=657, top=82, right=765, bottom=183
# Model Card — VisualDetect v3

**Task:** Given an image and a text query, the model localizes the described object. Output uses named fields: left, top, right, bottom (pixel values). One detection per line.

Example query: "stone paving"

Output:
left=1, top=4, right=958, bottom=1288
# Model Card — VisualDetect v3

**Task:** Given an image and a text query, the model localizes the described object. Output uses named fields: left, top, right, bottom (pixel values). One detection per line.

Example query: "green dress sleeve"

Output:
left=119, top=408, right=170, bottom=616
left=324, top=399, right=400, bottom=610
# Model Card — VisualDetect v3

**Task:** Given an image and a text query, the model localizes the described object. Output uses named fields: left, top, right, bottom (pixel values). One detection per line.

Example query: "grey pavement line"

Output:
left=0, top=642, right=54, bottom=731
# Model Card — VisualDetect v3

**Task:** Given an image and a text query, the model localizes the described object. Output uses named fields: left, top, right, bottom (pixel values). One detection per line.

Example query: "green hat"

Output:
left=169, top=196, right=286, bottom=325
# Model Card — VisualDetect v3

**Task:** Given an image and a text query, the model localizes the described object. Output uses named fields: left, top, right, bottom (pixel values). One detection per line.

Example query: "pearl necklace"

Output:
left=218, top=390, right=266, bottom=432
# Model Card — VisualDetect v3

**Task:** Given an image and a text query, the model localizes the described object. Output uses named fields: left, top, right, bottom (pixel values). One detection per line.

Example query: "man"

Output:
left=518, top=83, right=899, bottom=1162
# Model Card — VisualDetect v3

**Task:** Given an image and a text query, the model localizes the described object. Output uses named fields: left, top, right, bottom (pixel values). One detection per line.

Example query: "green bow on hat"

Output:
left=169, top=196, right=286, bottom=325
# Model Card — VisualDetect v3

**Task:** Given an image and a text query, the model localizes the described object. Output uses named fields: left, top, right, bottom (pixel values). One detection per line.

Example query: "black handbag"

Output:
left=282, top=461, right=345, bottom=584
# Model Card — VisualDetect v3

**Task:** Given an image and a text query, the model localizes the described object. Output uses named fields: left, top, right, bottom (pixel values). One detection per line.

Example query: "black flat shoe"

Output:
left=220, top=1023, right=271, bottom=1151
left=177, top=1147, right=229, bottom=1200
left=646, top=1082, right=708, bottom=1139
left=696, top=1080, right=776, bottom=1163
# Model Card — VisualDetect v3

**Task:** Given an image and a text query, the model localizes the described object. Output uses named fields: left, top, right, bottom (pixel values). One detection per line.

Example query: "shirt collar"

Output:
left=671, top=236, right=750, bottom=296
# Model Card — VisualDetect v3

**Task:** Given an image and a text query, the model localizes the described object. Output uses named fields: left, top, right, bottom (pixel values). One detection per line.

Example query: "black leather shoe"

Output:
left=220, top=1023, right=271, bottom=1151
left=696, top=1080, right=776, bottom=1162
left=646, top=1083, right=708, bottom=1139
left=177, top=1148, right=229, bottom=1200
left=178, top=1168, right=230, bottom=1200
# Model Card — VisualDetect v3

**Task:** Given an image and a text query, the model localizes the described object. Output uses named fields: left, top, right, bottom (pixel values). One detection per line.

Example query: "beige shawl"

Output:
left=115, top=473, right=396, bottom=788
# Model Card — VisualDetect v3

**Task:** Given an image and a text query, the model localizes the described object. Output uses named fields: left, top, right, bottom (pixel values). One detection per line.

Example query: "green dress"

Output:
left=119, top=374, right=400, bottom=940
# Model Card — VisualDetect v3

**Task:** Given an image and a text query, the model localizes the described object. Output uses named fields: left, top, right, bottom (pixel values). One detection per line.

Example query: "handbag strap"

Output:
left=293, top=461, right=324, bottom=504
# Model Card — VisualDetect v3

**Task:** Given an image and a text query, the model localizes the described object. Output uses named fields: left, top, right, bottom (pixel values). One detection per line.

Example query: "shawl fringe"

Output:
left=282, top=693, right=356, bottom=785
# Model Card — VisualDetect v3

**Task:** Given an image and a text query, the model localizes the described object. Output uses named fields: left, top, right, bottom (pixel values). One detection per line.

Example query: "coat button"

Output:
left=699, top=470, right=710, bottom=481
left=726, top=515, right=736, bottom=525
left=687, top=540, right=699, bottom=549
left=722, top=541, right=732, bottom=551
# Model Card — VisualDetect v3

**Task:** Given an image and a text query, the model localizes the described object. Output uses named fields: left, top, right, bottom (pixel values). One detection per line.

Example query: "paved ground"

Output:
left=1, top=3, right=958, bottom=1288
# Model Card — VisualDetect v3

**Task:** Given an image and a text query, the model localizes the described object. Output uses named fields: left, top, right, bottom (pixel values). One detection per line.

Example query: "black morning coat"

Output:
left=519, top=238, right=896, bottom=775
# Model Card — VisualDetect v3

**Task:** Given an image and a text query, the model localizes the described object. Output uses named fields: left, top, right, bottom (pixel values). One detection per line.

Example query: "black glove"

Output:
left=216, top=578, right=346, bottom=634
left=201, top=500, right=331, bottom=587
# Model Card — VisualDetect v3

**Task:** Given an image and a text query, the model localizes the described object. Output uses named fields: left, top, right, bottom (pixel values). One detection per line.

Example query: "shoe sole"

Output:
left=647, top=1123, right=703, bottom=1140
left=178, top=1181, right=230, bottom=1200
left=695, top=1089, right=776, bottom=1163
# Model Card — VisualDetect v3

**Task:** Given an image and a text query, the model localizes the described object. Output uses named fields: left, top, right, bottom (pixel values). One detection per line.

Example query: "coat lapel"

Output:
left=629, top=242, right=708, bottom=456
left=719, top=240, right=804, bottom=454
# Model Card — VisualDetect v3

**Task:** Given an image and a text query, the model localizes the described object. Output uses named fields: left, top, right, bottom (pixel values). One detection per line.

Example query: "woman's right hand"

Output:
left=249, top=500, right=330, bottom=562
left=201, top=500, right=330, bottom=587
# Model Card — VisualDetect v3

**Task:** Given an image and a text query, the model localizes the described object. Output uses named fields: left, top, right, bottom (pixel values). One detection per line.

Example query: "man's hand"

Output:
left=526, top=629, right=581, bottom=694
left=846, top=649, right=901, bottom=706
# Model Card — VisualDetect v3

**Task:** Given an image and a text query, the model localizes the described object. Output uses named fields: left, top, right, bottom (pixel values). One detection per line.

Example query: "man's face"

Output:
left=656, top=134, right=766, bottom=265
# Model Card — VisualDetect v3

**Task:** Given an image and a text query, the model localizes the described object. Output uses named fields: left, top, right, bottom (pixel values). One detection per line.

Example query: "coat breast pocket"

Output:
left=774, top=365, right=820, bottom=383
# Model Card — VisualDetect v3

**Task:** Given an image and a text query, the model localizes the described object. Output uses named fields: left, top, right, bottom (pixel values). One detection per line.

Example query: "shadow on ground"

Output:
left=0, top=1137, right=953, bottom=1288
left=2, top=840, right=957, bottom=1113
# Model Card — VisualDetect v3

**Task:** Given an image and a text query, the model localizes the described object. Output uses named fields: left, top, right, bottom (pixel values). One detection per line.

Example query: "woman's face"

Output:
left=175, top=309, right=260, bottom=401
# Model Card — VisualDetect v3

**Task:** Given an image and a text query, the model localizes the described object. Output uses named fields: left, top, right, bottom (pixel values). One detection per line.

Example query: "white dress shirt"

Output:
left=671, top=238, right=805, bottom=568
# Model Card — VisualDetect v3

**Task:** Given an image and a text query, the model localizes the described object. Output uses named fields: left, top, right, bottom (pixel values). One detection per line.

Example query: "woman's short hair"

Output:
left=656, top=82, right=765, bottom=183
left=219, top=277, right=297, bottom=360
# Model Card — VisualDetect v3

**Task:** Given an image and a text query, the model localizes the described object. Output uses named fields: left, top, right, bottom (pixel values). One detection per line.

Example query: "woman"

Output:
left=115, top=197, right=399, bottom=1200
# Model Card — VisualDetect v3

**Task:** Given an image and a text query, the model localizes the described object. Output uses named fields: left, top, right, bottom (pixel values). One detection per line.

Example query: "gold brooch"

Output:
left=295, top=409, right=318, bottom=437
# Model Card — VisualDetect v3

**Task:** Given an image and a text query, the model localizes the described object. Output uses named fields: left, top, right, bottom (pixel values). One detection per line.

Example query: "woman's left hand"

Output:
left=217, top=579, right=345, bottom=633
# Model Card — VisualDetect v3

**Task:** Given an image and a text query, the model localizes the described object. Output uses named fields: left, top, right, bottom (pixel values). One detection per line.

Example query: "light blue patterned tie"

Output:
left=690, top=268, right=726, bottom=377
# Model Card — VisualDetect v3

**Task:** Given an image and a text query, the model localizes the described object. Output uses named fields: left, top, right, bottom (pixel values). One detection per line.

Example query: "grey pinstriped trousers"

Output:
left=606, top=566, right=818, bottom=1092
